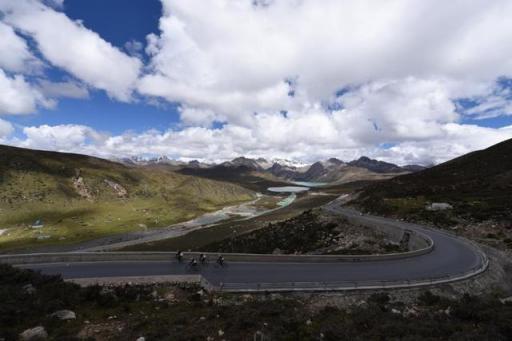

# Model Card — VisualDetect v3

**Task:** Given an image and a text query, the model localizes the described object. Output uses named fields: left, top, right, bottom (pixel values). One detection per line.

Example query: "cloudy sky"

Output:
left=1, top=0, right=512, bottom=165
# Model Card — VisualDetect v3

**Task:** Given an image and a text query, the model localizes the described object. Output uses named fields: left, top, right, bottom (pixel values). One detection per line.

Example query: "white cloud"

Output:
left=132, top=0, right=512, bottom=163
left=2, top=0, right=512, bottom=164
left=45, top=0, right=64, bottom=9
left=0, top=68, right=53, bottom=115
left=1, top=0, right=142, bottom=101
left=18, top=124, right=106, bottom=152
left=139, top=0, right=512, bottom=118
left=179, top=106, right=218, bottom=127
left=460, top=81, right=512, bottom=119
left=0, top=118, right=14, bottom=139
left=124, top=40, right=144, bottom=59
left=6, top=120, right=511, bottom=166
left=0, top=21, right=42, bottom=73
left=37, top=80, right=89, bottom=99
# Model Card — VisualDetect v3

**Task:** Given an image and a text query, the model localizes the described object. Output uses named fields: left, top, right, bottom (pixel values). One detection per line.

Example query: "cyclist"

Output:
left=175, top=250, right=183, bottom=262
left=200, top=253, right=207, bottom=264
left=217, top=255, right=225, bottom=267
left=189, top=257, right=198, bottom=268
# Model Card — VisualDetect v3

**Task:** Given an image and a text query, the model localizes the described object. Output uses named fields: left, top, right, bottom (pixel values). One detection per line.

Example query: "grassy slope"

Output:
left=355, top=138, right=512, bottom=225
left=0, top=145, right=254, bottom=250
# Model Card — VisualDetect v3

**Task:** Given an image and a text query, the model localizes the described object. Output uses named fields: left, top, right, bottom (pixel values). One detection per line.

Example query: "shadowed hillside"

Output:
left=0, top=145, right=254, bottom=251
left=355, top=138, right=512, bottom=224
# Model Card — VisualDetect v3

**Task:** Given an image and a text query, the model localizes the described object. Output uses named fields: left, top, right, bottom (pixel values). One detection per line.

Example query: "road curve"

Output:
left=16, top=205, right=488, bottom=292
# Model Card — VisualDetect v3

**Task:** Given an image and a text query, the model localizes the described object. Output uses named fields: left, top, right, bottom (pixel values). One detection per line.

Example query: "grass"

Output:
left=0, top=145, right=255, bottom=251
left=354, top=138, right=512, bottom=225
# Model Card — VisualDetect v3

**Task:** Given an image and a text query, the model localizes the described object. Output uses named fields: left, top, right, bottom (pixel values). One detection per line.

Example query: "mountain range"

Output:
left=120, top=155, right=426, bottom=184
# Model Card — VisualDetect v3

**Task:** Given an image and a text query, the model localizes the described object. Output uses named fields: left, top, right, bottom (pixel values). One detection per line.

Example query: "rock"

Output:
left=391, top=308, right=401, bottom=314
left=136, top=337, right=145, bottom=341
left=218, top=329, right=225, bottom=336
left=500, top=296, right=512, bottom=304
left=23, top=284, right=36, bottom=294
left=403, top=307, right=419, bottom=317
left=306, top=319, right=312, bottom=325
left=51, top=309, right=76, bottom=320
left=199, top=316, right=206, bottom=321
left=426, top=202, right=453, bottom=211
left=104, top=179, right=128, bottom=197
left=20, top=326, right=48, bottom=340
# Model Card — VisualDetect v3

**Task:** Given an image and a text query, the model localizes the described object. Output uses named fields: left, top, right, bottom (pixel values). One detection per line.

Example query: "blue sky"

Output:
left=9, top=0, right=181, bottom=136
left=0, top=0, right=512, bottom=165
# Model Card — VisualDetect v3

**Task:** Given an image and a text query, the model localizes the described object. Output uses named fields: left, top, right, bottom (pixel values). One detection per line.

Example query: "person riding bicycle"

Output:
left=175, top=250, right=183, bottom=262
left=199, top=253, right=207, bottom=264
left=189, top=257, right=198, bottom=268
left=217, top=255, right=225, bottom=266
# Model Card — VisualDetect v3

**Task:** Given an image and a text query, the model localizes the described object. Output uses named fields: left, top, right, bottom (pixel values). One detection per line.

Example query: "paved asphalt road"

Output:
left=22, top=206, right=486, bottom=290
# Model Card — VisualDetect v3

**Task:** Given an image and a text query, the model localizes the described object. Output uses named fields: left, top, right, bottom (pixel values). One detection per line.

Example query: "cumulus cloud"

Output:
left=37, top=80, right=89, bottom=99
left=0, top=69, right=53, bottom=115
left=1, top=0, right=512, bottom=164
left=0, top=118, right=14, bottom=139
left=139, top=0, right=512, bottom=116
left=0, top=21, right=42, bottom=73
left=128, top=0, right=512, bottom=163
left=5, top=121, right=511, bottom=166
left=0, top=0, right=142, bottom=101
left=18, top=124, right=107, bottom=152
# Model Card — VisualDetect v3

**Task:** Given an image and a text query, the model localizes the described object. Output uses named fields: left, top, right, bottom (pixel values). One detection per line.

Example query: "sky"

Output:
left=1, top=0, right=512, bottom=165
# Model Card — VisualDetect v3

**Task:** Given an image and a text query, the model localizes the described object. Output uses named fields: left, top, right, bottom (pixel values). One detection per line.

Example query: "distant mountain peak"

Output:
left=349, top=156, right=404, bottom=174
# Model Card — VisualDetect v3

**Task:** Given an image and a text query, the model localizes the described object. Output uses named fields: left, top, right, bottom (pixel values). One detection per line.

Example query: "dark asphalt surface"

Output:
left=22, top=207, right=485, bottom=289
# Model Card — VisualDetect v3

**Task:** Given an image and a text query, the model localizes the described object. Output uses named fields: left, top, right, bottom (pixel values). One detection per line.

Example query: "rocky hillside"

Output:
left=0, top=145, right=254, bottom=250
left=200, top=209, right=404, bottom=255
left=355, top=138, right=512, bottom=224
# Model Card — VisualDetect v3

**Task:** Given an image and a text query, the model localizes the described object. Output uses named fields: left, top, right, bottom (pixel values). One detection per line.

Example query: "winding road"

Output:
left=9, top=203, right=488, bottom=292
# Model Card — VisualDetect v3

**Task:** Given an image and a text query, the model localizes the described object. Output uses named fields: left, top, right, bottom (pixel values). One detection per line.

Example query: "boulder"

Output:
left=20, top=326, right=48, bottom=340
left=51, top=309, right=76, bottom=320
left=22, top=284, right=36, bottom=294
left=426, top=202, right=453, bottom=211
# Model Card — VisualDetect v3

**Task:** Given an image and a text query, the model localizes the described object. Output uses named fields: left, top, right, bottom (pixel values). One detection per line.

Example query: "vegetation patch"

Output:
left=2, top=264, right=512, bottom=340
left=354, top=139, right=512, bottom=227
left=0, top=145, right=254, bottom=251
left=199, top=209, right=403, bottom=255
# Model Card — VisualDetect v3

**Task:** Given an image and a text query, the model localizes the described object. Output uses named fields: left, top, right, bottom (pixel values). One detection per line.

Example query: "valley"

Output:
left=0, top=143, right=418, bottom=252
left=0, top=145, right=254, bottom=252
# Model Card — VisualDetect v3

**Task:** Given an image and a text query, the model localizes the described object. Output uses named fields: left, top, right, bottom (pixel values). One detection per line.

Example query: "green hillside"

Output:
left=0, top=145, right=254, bottom=251
left=355, top=138, right=512, bottom=225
